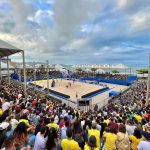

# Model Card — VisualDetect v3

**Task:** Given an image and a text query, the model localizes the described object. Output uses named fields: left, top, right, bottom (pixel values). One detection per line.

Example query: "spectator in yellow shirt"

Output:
left=61, top=128, right=79, bottom=150
left=104, top=116, right=110, bottom=125
left=84, top=135, right=99, bottom=150
left=0, top=109, right=3, bottom=116
left=103, top=126, right=117, bottom=150
left=134, top=113, right=142, bottom=123
left=88, top=122, right=100, bottom=149
left=129, top=129, right=142, bottom=150
left=48, top=117, right=59, bottom=130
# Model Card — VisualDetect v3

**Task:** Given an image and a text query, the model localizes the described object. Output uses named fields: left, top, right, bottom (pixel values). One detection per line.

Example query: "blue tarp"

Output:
left=109, top=91, right=120, bottom=97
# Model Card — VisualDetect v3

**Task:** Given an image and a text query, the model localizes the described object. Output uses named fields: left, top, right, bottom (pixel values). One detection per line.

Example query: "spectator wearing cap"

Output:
left=137, top=131, right=150, bottom=150
left=61, top=128, right=79, bottom=150
left=88, top=122, right=100, bottom=149
left=0, top=122, right=9, bottom=147
left=84, top=135, right=99, bottom=150
left=19, top=114, right=30, bottom=127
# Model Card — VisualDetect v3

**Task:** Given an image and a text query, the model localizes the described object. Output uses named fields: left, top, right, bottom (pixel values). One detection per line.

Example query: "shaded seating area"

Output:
left=109, top=91, right=121, bottom=97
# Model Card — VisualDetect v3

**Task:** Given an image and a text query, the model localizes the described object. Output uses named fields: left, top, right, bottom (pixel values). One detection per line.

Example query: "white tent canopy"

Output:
left=95, top=68, right=105, bottom=73
left=114, top=64, right=128, bottom=69
left=17, top=64, right=32, bottom=68
left=55, top=64, right=64, bottom=70
left=59, top=68, right=68, bottom=74
left=84, top=68, right=91, bottom=72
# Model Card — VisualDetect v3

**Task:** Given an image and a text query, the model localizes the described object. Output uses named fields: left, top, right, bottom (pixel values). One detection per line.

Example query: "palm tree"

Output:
left=91, top=68, right=97, bottom=77
left=76, top=68, right=83, bottom=75
left=111, top=70, right=120, bottom=74
left=136, top=69, right=148, bottom=77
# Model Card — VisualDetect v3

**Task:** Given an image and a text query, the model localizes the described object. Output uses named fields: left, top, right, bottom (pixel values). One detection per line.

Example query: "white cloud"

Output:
left=0, top=0, right=149, bottom=65
left=130, top=8, right=150, bottom=32
left=93, top=52, right=103, bottom=56
left=64, top=38, right=89, bottom=50
left=0, top=32, right=36, bottom=51
left=28, top=9, right=53, bottom=24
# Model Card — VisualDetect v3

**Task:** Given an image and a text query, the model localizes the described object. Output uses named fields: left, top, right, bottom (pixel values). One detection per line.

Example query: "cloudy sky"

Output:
left=0, top=0, right=150, bottom=66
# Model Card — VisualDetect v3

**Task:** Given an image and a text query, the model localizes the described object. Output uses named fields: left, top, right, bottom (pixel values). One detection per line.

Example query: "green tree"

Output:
left=76, top=68, right=83, bottom=72
left=136, top=69, right=148, bottom=76
left=111, top=70, right=120, bottom=74
left=91, top=68, right=98, bottom=77
left=91, top=68, right=98, bottom=72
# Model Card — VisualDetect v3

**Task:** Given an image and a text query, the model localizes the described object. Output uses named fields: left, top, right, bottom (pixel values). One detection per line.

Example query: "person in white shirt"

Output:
left=2, top=100, right=10, bottom=112
left=137, top=131, right=150, bottom=150
left=126, top=120, right=136, bottom=135
left=60, top=121, right=69, bottom=139
left=34, top=126, right=47, bottom=150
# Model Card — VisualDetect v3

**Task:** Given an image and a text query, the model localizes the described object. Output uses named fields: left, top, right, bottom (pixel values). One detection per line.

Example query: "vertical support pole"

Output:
left=68, top=101, right=69, bottom=107
left=22, top=51, right=27, bottom=97
left=7, top=56, right=10, bottom=85
left=77, top=99, right=79, bottom=110
left=33, top=61, right=36, bottom=90
left=130, top=67, right=131, bottom=75
left=0, top=58, right=2, bottom=81
left=90, top=99, right=92, bottom=110
left=146, top=53, right=150, bottom=106
left=46, top=60, right=49, bottom=90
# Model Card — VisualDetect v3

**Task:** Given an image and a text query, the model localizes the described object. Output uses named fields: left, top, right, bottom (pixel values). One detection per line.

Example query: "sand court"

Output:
left=32, top=79, right=128, bottom=108
left=32, top=79, right=105, bottom=100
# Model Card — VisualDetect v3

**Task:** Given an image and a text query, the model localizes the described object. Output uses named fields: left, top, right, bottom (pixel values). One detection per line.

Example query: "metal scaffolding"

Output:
left=146, top=53, right=150, bottom=106
left=0, top=58, right=1, bottom=80
left=22, top=51, right=27, bottom=96
left=0, top=39, right=27, bottom=96
left=46, top=60, right=49, bottom=90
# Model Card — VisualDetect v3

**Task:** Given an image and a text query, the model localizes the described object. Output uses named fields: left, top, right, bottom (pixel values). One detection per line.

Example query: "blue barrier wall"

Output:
left=12, top=74, right=137, bottom=86
left=80, top=75, right=137, bottom=86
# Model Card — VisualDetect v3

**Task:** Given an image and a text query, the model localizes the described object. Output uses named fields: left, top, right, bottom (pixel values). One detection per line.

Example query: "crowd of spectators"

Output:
left=72, top=72, right=128, bottom=81
left=0, top=78, right=150, bottom=150
left=121, top=80, right=147, bottom=104
left=99, top=74, right=128, bottom=80
left=16, top=69, right=62, bottom=81
left=16, top=68, right=128, bottom=82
